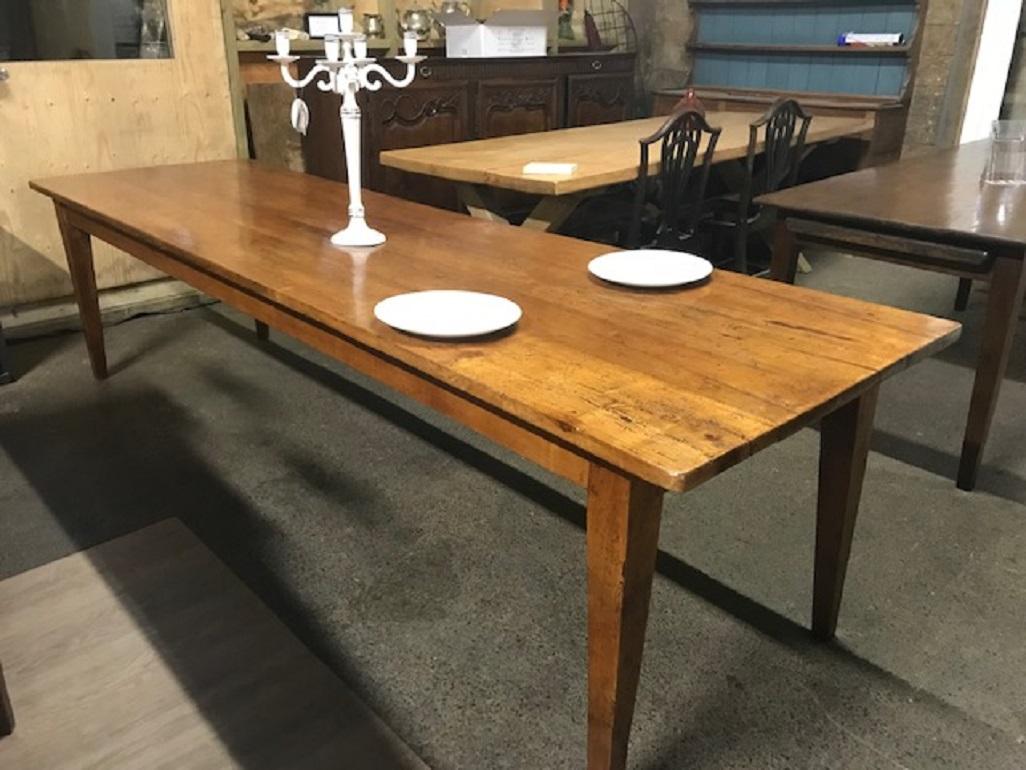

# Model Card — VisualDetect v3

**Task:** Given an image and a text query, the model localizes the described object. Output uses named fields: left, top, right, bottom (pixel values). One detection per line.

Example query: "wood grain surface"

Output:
left=760, top=141, right=1026, bottom=250
left=379, top=110, right=873, bottom=195
left=31, top=161, right=959, bottom=492
left=0, top=519, right=426, bottom=769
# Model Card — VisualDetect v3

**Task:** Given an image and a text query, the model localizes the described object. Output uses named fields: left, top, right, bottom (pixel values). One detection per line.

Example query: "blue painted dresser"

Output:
left=653, top=0, right=926, bottom=165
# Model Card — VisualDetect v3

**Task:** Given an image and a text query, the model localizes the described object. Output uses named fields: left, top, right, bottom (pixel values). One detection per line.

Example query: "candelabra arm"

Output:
left=268, top=56, right=328, bottom=90
left=359, top=58, right=423, bottom=92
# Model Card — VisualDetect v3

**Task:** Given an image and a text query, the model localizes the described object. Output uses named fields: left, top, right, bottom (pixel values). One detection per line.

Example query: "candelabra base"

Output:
left=330, top=218, right=386, bottom=247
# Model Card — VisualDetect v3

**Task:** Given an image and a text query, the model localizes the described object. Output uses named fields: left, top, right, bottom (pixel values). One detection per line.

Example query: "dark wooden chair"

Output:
left=705, top=98, right=812, bottom=273
left=626, top=109, right=722, bottom=250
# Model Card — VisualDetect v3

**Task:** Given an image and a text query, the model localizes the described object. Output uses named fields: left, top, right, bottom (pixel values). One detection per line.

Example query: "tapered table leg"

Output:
left=0, top=661, right=14, bottom=737
left=56, top=206, right=107, bottom=379
left=769, top=219, right=800, bottom=283
left=954, top=277, right=972, bottom=312
left=587, top=463, right=664, bottom=770
left=813, top=385, right=879, bottom=641
left=957, top=254, right=1026, bottom=491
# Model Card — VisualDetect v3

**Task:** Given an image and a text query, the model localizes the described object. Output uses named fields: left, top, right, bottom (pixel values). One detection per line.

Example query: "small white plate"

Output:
left=587, top=249, right=713, bottom=288
left=374, top=290, right=522, bottom=339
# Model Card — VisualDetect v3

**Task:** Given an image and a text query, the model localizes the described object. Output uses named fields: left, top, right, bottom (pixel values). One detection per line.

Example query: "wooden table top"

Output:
left=759, top=140, right=1026, bottom=250
left=31, top=161, right=958, bottom=492
left=379, top=111, right=874, bottom=196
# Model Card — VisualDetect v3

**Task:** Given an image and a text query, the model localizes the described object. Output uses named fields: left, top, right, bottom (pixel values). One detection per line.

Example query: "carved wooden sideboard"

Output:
left=302, top=52, right=636, bottom=210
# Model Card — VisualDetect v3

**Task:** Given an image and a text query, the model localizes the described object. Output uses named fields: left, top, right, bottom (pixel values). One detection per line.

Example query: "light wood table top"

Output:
left=379, top=110, right=874, bottom=196
left=761, top=140, right=1026, bottom=250
left=33, top=161, right=955, bottom=493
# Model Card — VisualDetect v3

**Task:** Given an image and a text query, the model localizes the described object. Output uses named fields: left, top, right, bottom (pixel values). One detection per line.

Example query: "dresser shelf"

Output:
left=689, top=42, right=911, bottom=56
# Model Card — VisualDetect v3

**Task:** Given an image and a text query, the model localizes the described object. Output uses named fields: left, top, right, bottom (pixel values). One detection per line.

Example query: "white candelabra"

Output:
left=270, top=11, right=424, bottom=247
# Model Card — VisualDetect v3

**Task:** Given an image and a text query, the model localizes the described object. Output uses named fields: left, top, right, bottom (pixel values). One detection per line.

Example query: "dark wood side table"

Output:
left=760, top=141, right=1026, bottom=491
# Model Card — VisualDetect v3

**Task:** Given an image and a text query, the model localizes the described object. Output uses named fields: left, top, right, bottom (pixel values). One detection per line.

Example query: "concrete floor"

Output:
left=1, top=252, right=1024, bottom=769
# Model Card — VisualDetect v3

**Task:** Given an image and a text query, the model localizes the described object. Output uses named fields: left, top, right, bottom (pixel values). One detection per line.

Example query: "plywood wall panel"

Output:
left=0, top=1, right=238, bottom=307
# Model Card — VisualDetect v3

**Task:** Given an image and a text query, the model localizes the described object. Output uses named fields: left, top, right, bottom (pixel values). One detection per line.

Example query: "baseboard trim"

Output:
left=2, top=279, right=215, bottom=340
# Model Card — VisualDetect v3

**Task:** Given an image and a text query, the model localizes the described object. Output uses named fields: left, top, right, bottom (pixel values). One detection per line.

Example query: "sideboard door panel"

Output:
left=302, top=90, right=345, bottom=182
left=567, top=73, right=634, bottom=127
left=367, top=81, right=472, bottom=210
left=475, top=78, right=562, bottom=139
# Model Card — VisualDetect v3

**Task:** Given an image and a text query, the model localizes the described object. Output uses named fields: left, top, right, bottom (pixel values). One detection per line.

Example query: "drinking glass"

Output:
left=983, top=120, right=1026, bottom=185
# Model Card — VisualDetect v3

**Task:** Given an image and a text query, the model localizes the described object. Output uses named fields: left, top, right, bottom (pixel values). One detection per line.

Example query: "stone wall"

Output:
left=902, top=0, right=986, bottom=149
left=233, top=0, right=343, bottom=29
left=632, top=0, right=691, bottom=93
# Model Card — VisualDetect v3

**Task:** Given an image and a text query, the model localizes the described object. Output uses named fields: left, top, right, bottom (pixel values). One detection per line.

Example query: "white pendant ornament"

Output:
left=268, top=11, right=425, bottom=248
left=290, top=97, right=309, bottom=136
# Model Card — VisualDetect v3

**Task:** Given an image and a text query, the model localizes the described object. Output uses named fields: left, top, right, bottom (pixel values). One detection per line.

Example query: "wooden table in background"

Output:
left=379, top=111, right=874, bottom=231
left=32, top=161, right=957, bottom=770
left=761, top=141, right=1025, bottom=491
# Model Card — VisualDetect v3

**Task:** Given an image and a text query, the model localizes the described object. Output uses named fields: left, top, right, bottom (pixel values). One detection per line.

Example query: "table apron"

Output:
left=60, top=206, right=593, bottom=489
left=780, top=215, right=997, bottom=279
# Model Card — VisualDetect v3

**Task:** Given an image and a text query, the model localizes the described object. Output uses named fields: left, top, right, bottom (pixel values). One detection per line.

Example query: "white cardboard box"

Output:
left=444, top=10, right=550, bottom=58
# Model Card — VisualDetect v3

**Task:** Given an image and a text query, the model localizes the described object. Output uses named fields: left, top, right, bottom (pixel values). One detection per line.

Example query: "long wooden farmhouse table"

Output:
left=31, top=161, right=958, bottom=769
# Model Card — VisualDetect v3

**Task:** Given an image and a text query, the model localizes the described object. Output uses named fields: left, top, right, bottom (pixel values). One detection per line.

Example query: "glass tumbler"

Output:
left=983, top=120, right=1026, bottom=185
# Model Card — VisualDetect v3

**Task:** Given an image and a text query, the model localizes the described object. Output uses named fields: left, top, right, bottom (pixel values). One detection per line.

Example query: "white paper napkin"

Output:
left=522, top=162, right=578, bottom=176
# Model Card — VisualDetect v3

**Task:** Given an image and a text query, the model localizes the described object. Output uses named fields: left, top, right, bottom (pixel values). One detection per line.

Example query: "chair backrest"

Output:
left=628, top=109, right=721, bottom=249
left=739, top=98, right=813, bottom=218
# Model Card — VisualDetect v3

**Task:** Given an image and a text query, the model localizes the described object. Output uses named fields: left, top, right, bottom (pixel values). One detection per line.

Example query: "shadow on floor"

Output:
left=204, top=312, right=933, bottom=665
left=0, top=390, right=419, bottom=770
left=871, top=429, right=1026, bottom=505
left=203, top=313, right=998, bottom=769
left=4, top=333, right=75, bottom=381
left=5, top=308, right=997, bottom=768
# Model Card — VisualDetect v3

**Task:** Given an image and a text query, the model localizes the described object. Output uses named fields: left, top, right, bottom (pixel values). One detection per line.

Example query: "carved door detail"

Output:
left=367, top=81, right=472, bottom=209
left=475, top=79, right=561, bottom=139
left=567, top=73, right=634, bottom=127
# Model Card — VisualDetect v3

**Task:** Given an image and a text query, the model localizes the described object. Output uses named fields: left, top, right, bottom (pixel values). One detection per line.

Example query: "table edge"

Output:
left=759, top=203, right=1026, bottom=255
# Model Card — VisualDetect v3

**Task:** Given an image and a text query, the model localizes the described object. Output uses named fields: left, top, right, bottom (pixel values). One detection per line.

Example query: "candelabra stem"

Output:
left=331, top=87, right=386, bottom=247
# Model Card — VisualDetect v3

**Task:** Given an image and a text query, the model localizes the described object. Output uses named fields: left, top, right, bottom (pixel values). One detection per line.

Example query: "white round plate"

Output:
left=587, top=249, right=713, bottom=288
left=374, top=290, right=522, bottom=339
